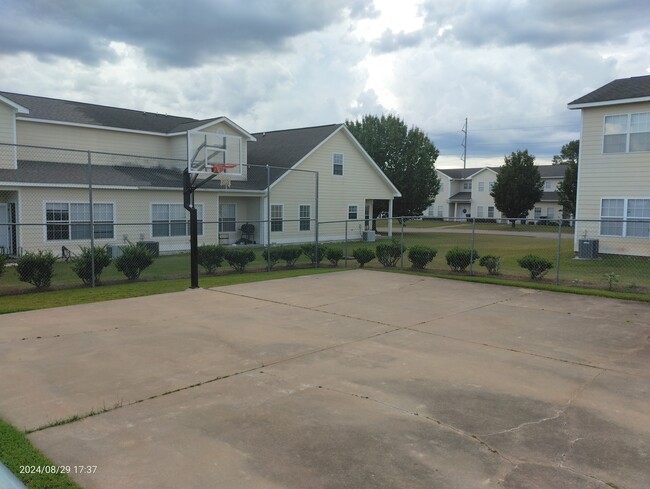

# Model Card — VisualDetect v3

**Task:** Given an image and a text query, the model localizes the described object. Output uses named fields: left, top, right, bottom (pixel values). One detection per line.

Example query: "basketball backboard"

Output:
left=187, top=130, right=243, bottom=176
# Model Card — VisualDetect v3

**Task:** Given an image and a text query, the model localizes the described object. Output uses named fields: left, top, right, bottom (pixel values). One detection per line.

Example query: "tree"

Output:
left=346, top=115, right=440, bottom=218
left=490, top=150, right=544, bottom=227
left=553, top=140, right=579, bottom=218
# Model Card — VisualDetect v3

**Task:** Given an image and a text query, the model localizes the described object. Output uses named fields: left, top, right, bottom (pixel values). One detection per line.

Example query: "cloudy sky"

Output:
left=1, top=0, right=648, bottom=168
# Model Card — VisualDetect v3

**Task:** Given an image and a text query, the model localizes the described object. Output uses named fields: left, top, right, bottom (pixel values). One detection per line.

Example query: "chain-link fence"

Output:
left=1, top=141, right=648, bottom=297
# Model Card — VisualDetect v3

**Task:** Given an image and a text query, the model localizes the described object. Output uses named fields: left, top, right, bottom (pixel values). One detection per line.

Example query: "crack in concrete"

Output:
left=319, top=385, right=519, bottom=467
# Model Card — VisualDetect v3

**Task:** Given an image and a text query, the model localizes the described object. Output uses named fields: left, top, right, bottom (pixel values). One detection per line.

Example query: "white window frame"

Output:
left=437, top=205, right=443, bottom=218
left=299, top=204, right=311, bottom=231
left=348, top=204, right=358, bottom=220
left=603, top=112, right=650, bottom=154
left=487, top=206, right=495, bottom=218
left=271, top=204, right=283, bottom=232
left=600, top=197, right=650, bottom=238
left=463, top=181, right=472, bottom=190
left=534, top=207, right=542, bottom=219
left=477, top=206, right=484, bottom=218
left=489, top=181, right=495, bottom=192
left=332, top=153, right=344, bottom=176
left=151, top=203, right=203, bottom=238
left=547, top=207, right=555, bottom=220
left=219, top=203, right=237, bottom=233
left=544, top=181, right=551, bottom=190
left=478, top=181, right=484, bottom=192
left=45, top=202, right=115, bottom=242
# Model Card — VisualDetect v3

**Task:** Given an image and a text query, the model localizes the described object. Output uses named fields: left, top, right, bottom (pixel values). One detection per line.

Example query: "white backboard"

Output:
left=187, top=130, right=243, bottom=176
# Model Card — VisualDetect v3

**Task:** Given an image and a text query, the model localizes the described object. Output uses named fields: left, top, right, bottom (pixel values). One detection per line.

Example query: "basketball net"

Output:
left=212, top=163, right=236, bottom=189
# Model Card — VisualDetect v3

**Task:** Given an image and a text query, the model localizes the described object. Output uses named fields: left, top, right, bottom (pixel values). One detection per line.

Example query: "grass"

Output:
left=0, top=267, right=343, bottom=314
left=0, top=417, right=82, bottom=489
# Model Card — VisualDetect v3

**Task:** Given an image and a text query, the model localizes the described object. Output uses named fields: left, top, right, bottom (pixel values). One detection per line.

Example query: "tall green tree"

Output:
left=490, top=149, right=544, bottom=228
left=553, top=140, right=579, bottom=218
left=346, top=115, right=440, bottom=217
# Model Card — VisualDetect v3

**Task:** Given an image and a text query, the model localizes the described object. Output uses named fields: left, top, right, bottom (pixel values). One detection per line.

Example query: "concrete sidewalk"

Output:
left=0, top=270, right=648, bottom=488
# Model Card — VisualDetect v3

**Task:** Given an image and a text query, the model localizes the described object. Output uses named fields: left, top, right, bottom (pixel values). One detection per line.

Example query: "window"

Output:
left=478, top=181, right=484, bottom=192
left=489, top=181, right=495, bottom=192
left=463, top=181, right=472, bottom=190
left=271, top=204, right=283, bottom=232
left=219, top=203, right=236, bottom=232
left=487, top=206, right=495, bottom=218
left=333, top=153, right=344, bottom=176
left=152, top=204, right=202, bottom=237
left=604, top=112, right=650, bottom=153
left=547, top=207, right=555, bottom=219
left=299, top=205, right=311, bottom=231
left=544, top=181, right=551, bottom=190
left=437, top=206, right=443, bottom=217
left=427, top=206, right=434, bottom=217
left=46, top=203, right=114, bottom=241
left=534, top=207, right=542, bottom=219
left=348, top=205, right=358, bottom=220
left=477, top=206, right=484, bottom=218
left=599, top=198, right=650, bottom=237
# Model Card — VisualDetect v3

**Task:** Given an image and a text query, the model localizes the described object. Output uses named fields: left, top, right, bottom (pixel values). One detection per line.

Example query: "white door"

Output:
left=0, top=204, right=8, bottom=254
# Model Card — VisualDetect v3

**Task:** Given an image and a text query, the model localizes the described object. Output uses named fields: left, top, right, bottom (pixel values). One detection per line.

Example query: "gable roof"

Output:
left=438, top=164, right=566, bottom=179
left=568, top=75, right=650, bottom=109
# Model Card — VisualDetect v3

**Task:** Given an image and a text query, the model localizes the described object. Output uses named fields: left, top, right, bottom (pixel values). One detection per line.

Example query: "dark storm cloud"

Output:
left=0, top=0, right=375, bottom=66
left=421, top=0, right=650, bottom=49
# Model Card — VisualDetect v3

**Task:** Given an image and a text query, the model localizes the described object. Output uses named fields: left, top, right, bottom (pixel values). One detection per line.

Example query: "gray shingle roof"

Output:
left=448, top=192, right=472, bottom=201
left=540, top=191, right=560, bottom=202
left=0, top=91, right=203, bottom=133
left=439, top=164, right=566, bottom=179
left=568, top=75, right=650, bottom=106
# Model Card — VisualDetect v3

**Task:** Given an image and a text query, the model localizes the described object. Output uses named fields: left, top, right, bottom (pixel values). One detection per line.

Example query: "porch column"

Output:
left=388, top=199, right=393, bottom=237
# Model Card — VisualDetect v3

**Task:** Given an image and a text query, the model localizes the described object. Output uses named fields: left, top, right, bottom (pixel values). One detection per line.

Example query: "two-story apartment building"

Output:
left=423, top=165, right=566, bottom=221
left=568, top=75, right=650, bottom=257
left=0, top=91, right=400, bottom=255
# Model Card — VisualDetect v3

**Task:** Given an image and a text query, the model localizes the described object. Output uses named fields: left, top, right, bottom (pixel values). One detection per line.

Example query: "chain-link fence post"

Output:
left=266, top=165, right=271, bottom=273
left=469, top=217, right=476, bottom=276
left=555, top=218, right=563, bottom=285
left=314, top=172, right=319, bottom=269
left=87, top=151, right=96, bottom=287
left=400, top=217, right=404, bottom=270
left=344, top=220, right=348, bottom=268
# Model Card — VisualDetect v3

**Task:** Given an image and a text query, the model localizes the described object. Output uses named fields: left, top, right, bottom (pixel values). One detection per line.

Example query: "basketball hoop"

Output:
left=212, top=163, right=237, bottom=188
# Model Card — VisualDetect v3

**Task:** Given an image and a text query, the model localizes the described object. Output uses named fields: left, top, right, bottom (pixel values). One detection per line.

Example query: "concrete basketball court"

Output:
left=0, top=270, right=649, bottom=489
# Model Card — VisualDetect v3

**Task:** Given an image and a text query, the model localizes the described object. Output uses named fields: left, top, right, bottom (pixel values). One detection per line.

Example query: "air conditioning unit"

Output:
left=362, top=230, right=376, bottom=242
left=107, top=245, right=123, bottom=258
left=578, top=239, right=599, bottom=259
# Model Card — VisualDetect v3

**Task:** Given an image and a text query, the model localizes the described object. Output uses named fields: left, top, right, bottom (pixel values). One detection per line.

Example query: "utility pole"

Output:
left=461, top=117, right=468, bottom=169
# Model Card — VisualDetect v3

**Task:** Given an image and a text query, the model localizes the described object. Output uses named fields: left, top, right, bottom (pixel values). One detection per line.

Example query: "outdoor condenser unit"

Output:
left=107, top=245, right=124, bottom=259
left=362, top=230, right=376, bottom=242
left=578, top=239, right=599, bottom=259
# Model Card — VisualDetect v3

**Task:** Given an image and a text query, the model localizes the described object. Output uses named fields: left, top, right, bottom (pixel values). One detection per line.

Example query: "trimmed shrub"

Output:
left=408, top=245, right=437, bottom=269
left=445, top=247, right=479, bottom=272
left=0, top=253, right=6, bottom=277
left=326, top=248, right=344, bottom=267
left=301, top=243, right=328, bottom=266
left=479, top=255, right=501, bottom=275
left=352, top=248, right=375, bottom=268
left=115, top=243, right=155, bottom=280
left=224, top=248, right=256, bottom=273
left=264, top=247, right=282, bottom=270
left=16, top=251, right=57, bottom=289
left=279, top=246, right=303, bottom=267
left=197, top=244, right=225, bottom=273
left=517, top=254, right=553, bottom=279
left=71, top=245, right=112, bottom=285
left=375, top=239, right=404, bottom=267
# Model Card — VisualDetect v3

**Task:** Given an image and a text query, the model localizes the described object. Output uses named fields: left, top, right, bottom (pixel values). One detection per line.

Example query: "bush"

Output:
left=197, top=244, right=225, bottom=273
left=16, top=251, right=57, bottom=289
left=407, top=245, right=437, bottom=269
left=0, top=253, right=6, bottom=277
left=115, top=243, right=155, bottom=280
left=264, top=247, right=282, bottom=270
left=278, top=246, right=303, bottom=267
left=301, top=243, right=328, bottom=266
left=375, top=239, right=404, bottom=267
left=224, top=248, right=256, bottom=273
left=479, top=255, right=501, bottom=275
left=445, top=247, right=479, bottom=272
left=71, top=245, right=112, bottom=285
left=517, top=254, right=553, bottom=279
left=326, top=248, right=344, bottom=267
left=352, top=248, right=375, bottom=268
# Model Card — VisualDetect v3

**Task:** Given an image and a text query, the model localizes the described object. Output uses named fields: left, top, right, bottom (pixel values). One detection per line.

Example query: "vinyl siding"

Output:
left=575, top=102, right=650, bottom=255
left=0, top=103, right=16, bottom=169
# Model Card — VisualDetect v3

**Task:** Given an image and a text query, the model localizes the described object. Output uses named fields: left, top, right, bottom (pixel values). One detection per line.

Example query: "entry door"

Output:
left=0, top=204, right=8, bottom=254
